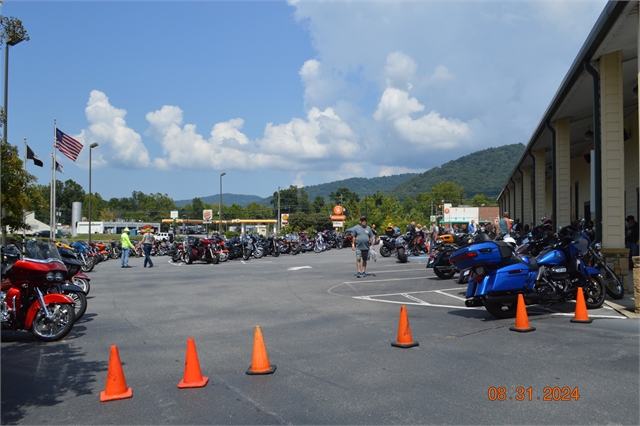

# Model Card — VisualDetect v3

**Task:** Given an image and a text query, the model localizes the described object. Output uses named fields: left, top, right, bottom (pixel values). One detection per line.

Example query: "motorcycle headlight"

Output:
left=46, top=272, right=55, bottom=281
left=55, top=272, right=64, bottom=282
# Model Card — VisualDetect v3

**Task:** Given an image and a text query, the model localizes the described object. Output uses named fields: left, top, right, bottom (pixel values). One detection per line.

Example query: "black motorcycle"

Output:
left=379, top=235, right=396, bottom=257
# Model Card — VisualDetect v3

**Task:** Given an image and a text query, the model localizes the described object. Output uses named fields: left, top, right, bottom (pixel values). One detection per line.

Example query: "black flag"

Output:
left=26, top=145, right=44, bottom=167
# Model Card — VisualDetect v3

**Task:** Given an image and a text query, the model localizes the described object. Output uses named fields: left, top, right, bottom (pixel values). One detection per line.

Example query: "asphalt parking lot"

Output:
left=2, top=248, right=639, bottom=425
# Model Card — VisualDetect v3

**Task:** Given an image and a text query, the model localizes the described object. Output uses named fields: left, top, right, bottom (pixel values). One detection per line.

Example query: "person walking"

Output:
left=351, top=216, right=374, bottom=278
left=429, top=221, right=439, bottom=253
left=121, top=227, right=134, bottom=268
left=371, top=223, right=378, bottom=245
left=141, top=228, right=155, bottom=268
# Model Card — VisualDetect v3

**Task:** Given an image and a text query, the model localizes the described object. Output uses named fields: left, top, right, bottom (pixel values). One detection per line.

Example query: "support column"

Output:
left=514, top=176, right=522, bottom=222
left=534, top=148, right=546, bottom=222
left=555, top=117, right=571, bottom=227
left=600, top=50, right=626, bottom=250
left=522, top=166, right=532, bottom=227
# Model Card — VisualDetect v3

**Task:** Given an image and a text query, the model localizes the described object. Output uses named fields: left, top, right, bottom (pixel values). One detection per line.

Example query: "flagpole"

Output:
left=23, top=137, right=26, bottom=242
left=52, top=118, right=57, bottom=241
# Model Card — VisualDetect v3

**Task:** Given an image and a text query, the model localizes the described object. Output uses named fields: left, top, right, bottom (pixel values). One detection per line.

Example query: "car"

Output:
left=33, top=230, right=63, bottom=238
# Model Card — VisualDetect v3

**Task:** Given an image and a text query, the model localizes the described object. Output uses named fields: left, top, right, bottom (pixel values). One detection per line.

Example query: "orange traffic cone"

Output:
left=100, top=345, right=133, bottom=402
left=391, top=305, right=419, bottom=348
left=509, top=294, right=536, bottom=332
left=178, top=338, right=209, bottom=388
left=246, top=326, right=276, bottom=375
left=570, top=287, right=593, bottom=323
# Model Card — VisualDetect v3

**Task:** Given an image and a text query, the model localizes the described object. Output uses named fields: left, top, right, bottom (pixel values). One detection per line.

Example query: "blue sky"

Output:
left=2, top=0, right=607, bottom=202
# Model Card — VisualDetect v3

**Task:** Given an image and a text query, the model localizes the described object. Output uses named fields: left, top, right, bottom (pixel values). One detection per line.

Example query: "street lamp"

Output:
left=219, top=172, right=226, bottom=233
left=1, top=33, right=26, bottom=246
left=88, top=143, right=99, bottom=243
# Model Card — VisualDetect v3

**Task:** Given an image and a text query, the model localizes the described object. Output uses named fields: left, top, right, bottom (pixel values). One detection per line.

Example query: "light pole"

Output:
left=219, top=172, right=226, bottom=233
left=277, top=186, right=280, bottom=234
left=1, top=32, right=26, bottom=246
left=88, top=143, right=99, bottom=243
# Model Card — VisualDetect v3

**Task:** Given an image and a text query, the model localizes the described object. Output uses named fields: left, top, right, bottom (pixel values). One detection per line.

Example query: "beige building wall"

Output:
left=600, top=50, right=626, bottom=249
left=545, top=178, right=553, bottom=223
left=570, top=156, right=591, bottom=222
left=555, top=117, right=571, bottom=226
left=522, top=166, right=532, bottom=226
left=535, top=148, right=546, bottom=222
left=625, top=111, right=639, bottom=219
left=514, top=176, right=522, bottom=222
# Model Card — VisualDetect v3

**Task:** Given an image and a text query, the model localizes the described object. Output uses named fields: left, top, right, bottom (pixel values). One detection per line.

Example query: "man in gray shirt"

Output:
left=351, top=216, right=374, bottom=278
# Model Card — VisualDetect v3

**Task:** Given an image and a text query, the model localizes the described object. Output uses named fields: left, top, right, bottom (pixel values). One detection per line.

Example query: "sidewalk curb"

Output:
left=604, top=298, right=640, bottom=319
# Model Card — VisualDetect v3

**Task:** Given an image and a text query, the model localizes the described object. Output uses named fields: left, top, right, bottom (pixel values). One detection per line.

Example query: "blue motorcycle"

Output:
left=449, top=226, right=606, bottom=319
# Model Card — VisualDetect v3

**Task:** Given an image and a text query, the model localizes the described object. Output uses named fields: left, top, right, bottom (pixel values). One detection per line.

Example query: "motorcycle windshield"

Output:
left=25, top=240, right=64, bottom=262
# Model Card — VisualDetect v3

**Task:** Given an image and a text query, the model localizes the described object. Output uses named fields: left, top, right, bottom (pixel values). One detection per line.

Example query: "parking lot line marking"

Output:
left=434, top=290, right=468, bottom=301
left=288, top=266, right=312, bottom=271
left=343, top=277, right=426, bottom=284
left=373, top=268, right=429, bottom=274
left=352, top=296, right=481, bottom=310
left=401, top=293, right=431, bottom=305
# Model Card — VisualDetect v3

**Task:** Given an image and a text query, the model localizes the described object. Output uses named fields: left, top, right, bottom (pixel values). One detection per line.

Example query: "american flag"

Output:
left=55, top=129, right=83, bottom=162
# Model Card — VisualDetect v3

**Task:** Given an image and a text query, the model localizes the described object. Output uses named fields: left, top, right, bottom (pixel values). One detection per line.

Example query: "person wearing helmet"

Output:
left=121, top=228, right=134, bottom=268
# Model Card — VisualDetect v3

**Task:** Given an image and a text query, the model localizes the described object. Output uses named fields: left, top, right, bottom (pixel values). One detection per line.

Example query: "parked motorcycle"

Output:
left=25, top=242, right=88, bottom=321
left=182, top=237, right=219, bottom=264
left=378, top=235, right=396, bottom=257
left=586, top=243, right=624, bottom=300
left=395, top=233, right=409, bottom=263
left=72, top=241, right=96, bottom=272
left=1, top=243, right=76, bottom=341
left=450, top=226, right=606, bottom=319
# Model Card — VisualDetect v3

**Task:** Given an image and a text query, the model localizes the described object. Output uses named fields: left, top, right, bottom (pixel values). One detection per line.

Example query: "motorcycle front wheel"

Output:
left=397, top=247, right=408, bottom=263
left=602, top=266, right=624, bottom=300
left=583, top=274, right=606, bottom=309
left=31, top=303, right=75, bottom=341
left=74, top=277, right=90, bottom=295
left=81, top=258, right=94, bottom=273
left=253, top=247, right=264, bottom=259
left=242, top=250, right=251, bottom=261
left=483, top=301, right=517, bottom=319
left=272, top=247, right=280, bottom=257
left=63, top=290, right=87, bottom=321
left=379, top=246, right=391, bottom=257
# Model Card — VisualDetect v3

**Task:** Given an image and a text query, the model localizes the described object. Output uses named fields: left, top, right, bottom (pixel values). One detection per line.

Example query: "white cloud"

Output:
left=383, top=51, right=417, bottom=90
left=426, top=65, right=454, bottom=85
left=292, top=172, right=305, bottom=187
left=75, top=90, right=151, bottom=169
left=373, top=87, right=423, bottom=122
left=373, top=86, right=472, bottom=149
left=259, top=107, right=359, bottom=161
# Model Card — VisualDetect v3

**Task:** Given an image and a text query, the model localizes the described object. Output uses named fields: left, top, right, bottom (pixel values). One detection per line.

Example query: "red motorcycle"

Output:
left=182, top=237, right=219, bottom=264
left=1, top=244, right=76, bottom=341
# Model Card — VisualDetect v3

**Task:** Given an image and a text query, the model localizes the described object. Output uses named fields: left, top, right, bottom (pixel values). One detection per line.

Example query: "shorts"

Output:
left=356, top=249, right=369, bottom=260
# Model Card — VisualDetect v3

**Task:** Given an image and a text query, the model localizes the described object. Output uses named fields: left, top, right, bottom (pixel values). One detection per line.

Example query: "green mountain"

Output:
left=174, top=193, right=264, bottom=207
left=391, top=143, right=526, bottom=200
left=175, top=144, right=523, bottom=207
left=302, top=174, right=417, bottom=201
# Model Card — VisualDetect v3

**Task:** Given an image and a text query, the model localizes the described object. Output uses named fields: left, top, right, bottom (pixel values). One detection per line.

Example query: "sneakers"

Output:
left=356, top=271, right=366, bottom=278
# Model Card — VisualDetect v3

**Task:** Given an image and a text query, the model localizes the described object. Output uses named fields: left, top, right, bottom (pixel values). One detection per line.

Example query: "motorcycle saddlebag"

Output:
left=439, top=234, right=454, bottom=244
left=467, top=263, right=532, bottom=297
left=449, top=241, right=511, bottom=270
